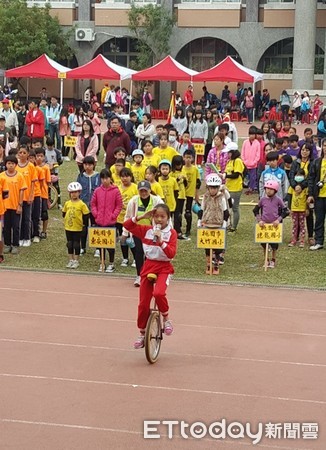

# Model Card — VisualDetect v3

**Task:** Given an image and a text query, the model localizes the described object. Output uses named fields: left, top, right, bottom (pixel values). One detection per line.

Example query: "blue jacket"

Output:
left=259, top=166, right=289, bottom=200
left=77, top=172, right=101, bottom=208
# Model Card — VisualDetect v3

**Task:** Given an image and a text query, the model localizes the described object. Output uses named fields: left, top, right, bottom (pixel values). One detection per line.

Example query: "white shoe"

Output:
left=309, top=244, right=323, bottom=251
left=98, top=264, right=106, bottom=272
left=134, top=276, right=141, bottom=287
left=33, top=236, right=40, bottom=243
left=19, top=240, right=24, bottom=247
left=71, top=260, right=79, bottom=269
left=131, top=260, right=136, bottom=268
left=106, top=264, right=115, bottom=273
left=120, top=259, right=128, bottom=267
left=22, top=240, right=31, bottom=247
left=64, top=156, right=70, bottom=161
left=94, top=249, right=100, bottom=258
left=80, top=249, right=85, bottom=255
left=66, top=260, right=74, bottom=268
left=58, top=204, right=63, bottom=210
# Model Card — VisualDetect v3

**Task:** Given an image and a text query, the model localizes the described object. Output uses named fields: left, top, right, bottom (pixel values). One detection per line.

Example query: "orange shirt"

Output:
left=34, top=165, right=45, bottom=198
left=0, top=176, right=8, bottom=215
left=16, top=162, right=38, bottom=202
left=0, top=171, right=27, bottom=210
left=39, top=164, right=51, bottom=199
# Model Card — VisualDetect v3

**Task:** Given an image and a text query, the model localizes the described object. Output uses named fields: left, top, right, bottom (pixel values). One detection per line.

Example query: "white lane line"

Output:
left=1, top=338, right=326, bottom=368
left=0, top=287, right=325, bottom=314
left=0, top=309, right=325, bottom=338
left=0, top=419, right=309, bottom=450
left=1, top=373, right=325, bottom=405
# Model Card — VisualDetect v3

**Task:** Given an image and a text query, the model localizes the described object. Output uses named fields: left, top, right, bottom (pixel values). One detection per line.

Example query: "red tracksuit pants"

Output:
left=138, top=260, right=173, bottom=331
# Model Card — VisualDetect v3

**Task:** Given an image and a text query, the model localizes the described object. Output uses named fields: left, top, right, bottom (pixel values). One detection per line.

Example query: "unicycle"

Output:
left=144, top=273, right=163, bottom=364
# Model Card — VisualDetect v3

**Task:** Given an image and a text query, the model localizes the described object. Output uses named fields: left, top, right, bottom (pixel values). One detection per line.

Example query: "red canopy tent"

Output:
left=66, top=54, right=136, bottom=80
left=5, top=54, right=71, bottom=104
left=131, top=55, right=198, bottom=81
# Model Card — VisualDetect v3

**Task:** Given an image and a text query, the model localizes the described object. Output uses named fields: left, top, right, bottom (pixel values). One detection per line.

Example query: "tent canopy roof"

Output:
left=67, top=54, right=136, bottom=80
left=5, top=54, right=71, bottom=79
left=193, top=56, right=263, bottom=83
left=132, top=55, right=198, bottom=81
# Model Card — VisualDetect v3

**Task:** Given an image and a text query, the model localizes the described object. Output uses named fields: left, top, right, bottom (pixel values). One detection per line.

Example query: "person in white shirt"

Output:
left=0, top=98, right=18, bottom=135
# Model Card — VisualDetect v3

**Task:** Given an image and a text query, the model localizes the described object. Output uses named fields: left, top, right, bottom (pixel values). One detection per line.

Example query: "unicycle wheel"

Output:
left=145, top=310, right=162, bottom=364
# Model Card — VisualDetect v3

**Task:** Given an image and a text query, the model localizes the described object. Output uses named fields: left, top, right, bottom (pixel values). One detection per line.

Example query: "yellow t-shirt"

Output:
left=158, top=176, right=178, bottom=212
left=143, top=153, right=161, bottom=169
left=62, top=199, right=89, bottom=232
left=110, top=161, right=131, bottom=176
left=182, top=165, right=200, bottom=198
left=225, top=158, right=244, bottom=192
left=153, top=146, right=179, bottom=163
left=171, top=171, right=186, bottom=200
left=131, top=164, right=146, bottom=184
left=319, top=159, right=326, bottom=198
left=117, top=183, right=138, bottom=224
left=112, top=172, right=122, bottom=189
left=291, top=188, right=308, bottom=212
left=150, top=181, right=164, bottom=199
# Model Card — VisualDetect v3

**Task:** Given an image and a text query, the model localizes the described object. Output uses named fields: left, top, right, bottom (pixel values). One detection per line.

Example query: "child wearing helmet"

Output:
left=198, top=174, right=229, bottom=274
left=131, top=149, right=146, bottom=184
left=253, top=179, right=288, bottom=268
left=62, top=182, right=89, bottom=269
left=158, top=159, right=179, bottom=215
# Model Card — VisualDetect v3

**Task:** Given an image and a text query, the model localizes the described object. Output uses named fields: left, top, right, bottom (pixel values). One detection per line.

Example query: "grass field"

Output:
left=3, top=151, right=326, bottom=289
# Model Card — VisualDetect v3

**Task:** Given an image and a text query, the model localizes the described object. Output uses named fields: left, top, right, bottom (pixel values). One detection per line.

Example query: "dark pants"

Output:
left=281, top=105, right=289, bottom=121
left=248, top=168, right=257, bottom=191
left=314, top=197, right=326, bottom=245
left=133, top=235, right=144, bottom=276
left=20, top=202, right=32, bottom=240
left=66, top=230, right=82, bottom=256
left=185, top=196, right=193, bottom=234
left=4, top=209, right=21, bottom=247
left=49, top=124, right=61, bottom=150
left=174, top=198, right=185, bottom=234
left=246, top=107, right=253, bottom=123
left=77, top=163, right=84, bottom=174
left=81, top=213, right=96, bottom=250
left=61, top=136, right=69, bottom=157
left=32, top=196, right=41, bottom=238
left=52, top=180, right=61, bottom=206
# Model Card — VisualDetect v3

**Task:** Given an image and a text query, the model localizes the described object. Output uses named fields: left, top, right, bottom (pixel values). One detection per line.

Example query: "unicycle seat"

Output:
left=147, top=273, right=157, bottom=283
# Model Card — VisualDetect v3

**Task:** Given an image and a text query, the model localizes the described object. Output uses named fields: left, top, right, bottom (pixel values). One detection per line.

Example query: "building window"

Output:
left=94, top=37, right=146, bottom=68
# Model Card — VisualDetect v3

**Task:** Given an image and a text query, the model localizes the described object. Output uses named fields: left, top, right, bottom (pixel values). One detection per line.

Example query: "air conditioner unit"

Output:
left=75, top=28, right=95, bottom=42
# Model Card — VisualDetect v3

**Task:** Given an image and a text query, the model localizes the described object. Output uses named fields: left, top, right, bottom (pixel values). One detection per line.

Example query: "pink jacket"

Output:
left=75, top=134, right=98, bottom=164
left=205, top=147, right=229, bottom=178
left=91, top=184, right=122, bottom=227
left=241, top=139, right=261, bottom=169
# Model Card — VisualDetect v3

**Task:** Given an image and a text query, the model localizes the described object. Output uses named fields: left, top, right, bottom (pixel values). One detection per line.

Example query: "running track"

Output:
left=0, top=271, right=325, bottom=449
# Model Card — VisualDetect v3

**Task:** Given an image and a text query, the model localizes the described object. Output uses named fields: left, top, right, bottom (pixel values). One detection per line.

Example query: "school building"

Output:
left=26, top=0, right=326, bottom=106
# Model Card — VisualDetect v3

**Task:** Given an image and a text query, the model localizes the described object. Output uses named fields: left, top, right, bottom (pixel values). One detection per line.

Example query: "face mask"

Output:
left=169, top=136, right=176, bottom=143
left=295, top=176, right=305, bottom=183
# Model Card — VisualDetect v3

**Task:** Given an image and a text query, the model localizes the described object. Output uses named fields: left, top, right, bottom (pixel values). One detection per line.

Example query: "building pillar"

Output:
left=77, top=0, right=91, bottom=22
left=246, top=0, right=259, bottom=23
left=292, top=0, right=317, bottom=91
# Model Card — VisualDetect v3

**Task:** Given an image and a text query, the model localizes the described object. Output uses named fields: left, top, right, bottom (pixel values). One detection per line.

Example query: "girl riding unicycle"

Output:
left=123, top=204, right=177, bottom=356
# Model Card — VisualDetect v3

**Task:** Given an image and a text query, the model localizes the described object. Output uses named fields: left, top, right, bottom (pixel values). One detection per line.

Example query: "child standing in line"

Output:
left=16, top=145, right=37, bottom=247
left=91, top=168, right=122, bottom=273
left=198, top=174, right=229, bottom=275
left=158, top=159, right=179, bottom=219
left=45, top=136, right=63, bottom=209
left=259, top=151, right=289, bottom=201
left=111, top=158, right=125, bottom=189
left=28, top=150, right=45, bottom=243
left=182, top=149, right=201, bottom=238
left=253, top=180, right=287, bottom=268
left=62, top=182, right=89, bottom=270
left=241, top=126, right=261, bottom=194
left=109, top=147, right=131, bottom=173
left=123, top=204, right=177, bottom=349
left=205, top=132, right=228, bottom=179
left=179, top=130, right=195, bottom=158
left=77, top=156, right=101, bottom=254
left=35, top=148, right=51, bottom=239
left=117, top=167, right=138, bottom=267
left=171, top=155, right=188, bottom=240
left=0, top=155, right=27, bottom=254
left=153, top=133, right=179, bottom=163
left=0, top=169, right=9, bottom=262
left=131, top=149, right=146, bottom=184
left=288, top=168, right=308, bottom=248
left=145, top=165, right=164, bottom=198
left=141, top=140, right=160, bottom=169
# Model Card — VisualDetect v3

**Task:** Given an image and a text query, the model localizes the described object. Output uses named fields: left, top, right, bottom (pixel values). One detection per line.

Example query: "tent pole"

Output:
left=253, top=82, right=255, bottom=123
left=27, top=78, right=29, bottom=102
left=60, top=78, right=64, bottom=105
left=129, top=79, right=133, bottom=115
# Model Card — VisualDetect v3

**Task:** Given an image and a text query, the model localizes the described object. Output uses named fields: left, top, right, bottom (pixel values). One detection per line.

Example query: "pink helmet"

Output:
left=264, top=180, right=279, bottom=192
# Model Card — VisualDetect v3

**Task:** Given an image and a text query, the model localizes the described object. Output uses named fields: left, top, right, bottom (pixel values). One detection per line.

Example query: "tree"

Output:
left=128, top=3, right=175, bottom=69
left=0, top=0, right=73, bottom=69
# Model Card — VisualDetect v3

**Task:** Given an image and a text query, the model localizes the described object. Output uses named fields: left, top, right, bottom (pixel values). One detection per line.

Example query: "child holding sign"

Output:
left=253, top=180, right=288, bottom=268
left=198, top=174, right=229, bottom=275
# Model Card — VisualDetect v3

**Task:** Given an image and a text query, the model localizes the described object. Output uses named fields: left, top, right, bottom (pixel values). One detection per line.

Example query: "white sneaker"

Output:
left=106, top=264, right=115, bottom=273
left=66, top=260, right=74, bottom=268
left=58, top=204, right=63, bottom=210
left=120, top=259, right=128, bottom=267
left=134, top=276, right=141, bottom=287
left=71, top=260, right=79, bottom=269
left=131, top=260, right=136, bottom=268
left=309, top=244, right=323, bottom=251
left=98, top=264, right=106, bottom=272
left=19, top=240, right=24, bottom=247
left=80, top=249, right=85, bottom=255
left=33, top=236, right=40, bottom=243
left=94, top=249, right=100, bottom=258
left=22, top=240, right=31, bottom=247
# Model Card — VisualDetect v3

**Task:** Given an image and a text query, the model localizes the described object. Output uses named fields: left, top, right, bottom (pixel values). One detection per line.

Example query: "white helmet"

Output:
left=132, top=149, right=144, bottom=157
left=206, top=174, right=222, bottom=187
left=67, top=182, right=82, bottom=192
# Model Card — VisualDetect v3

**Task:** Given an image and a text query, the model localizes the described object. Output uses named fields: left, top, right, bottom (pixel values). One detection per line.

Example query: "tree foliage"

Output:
left=128, top=3, right=175, bottom=69
left=0, top=0, right=73, bottom=68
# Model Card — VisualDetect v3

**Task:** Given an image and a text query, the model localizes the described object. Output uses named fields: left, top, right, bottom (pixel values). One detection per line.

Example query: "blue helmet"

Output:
left=192, top=202, right=201, bottom=215
left=159, top=159, right=171, bottom=167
